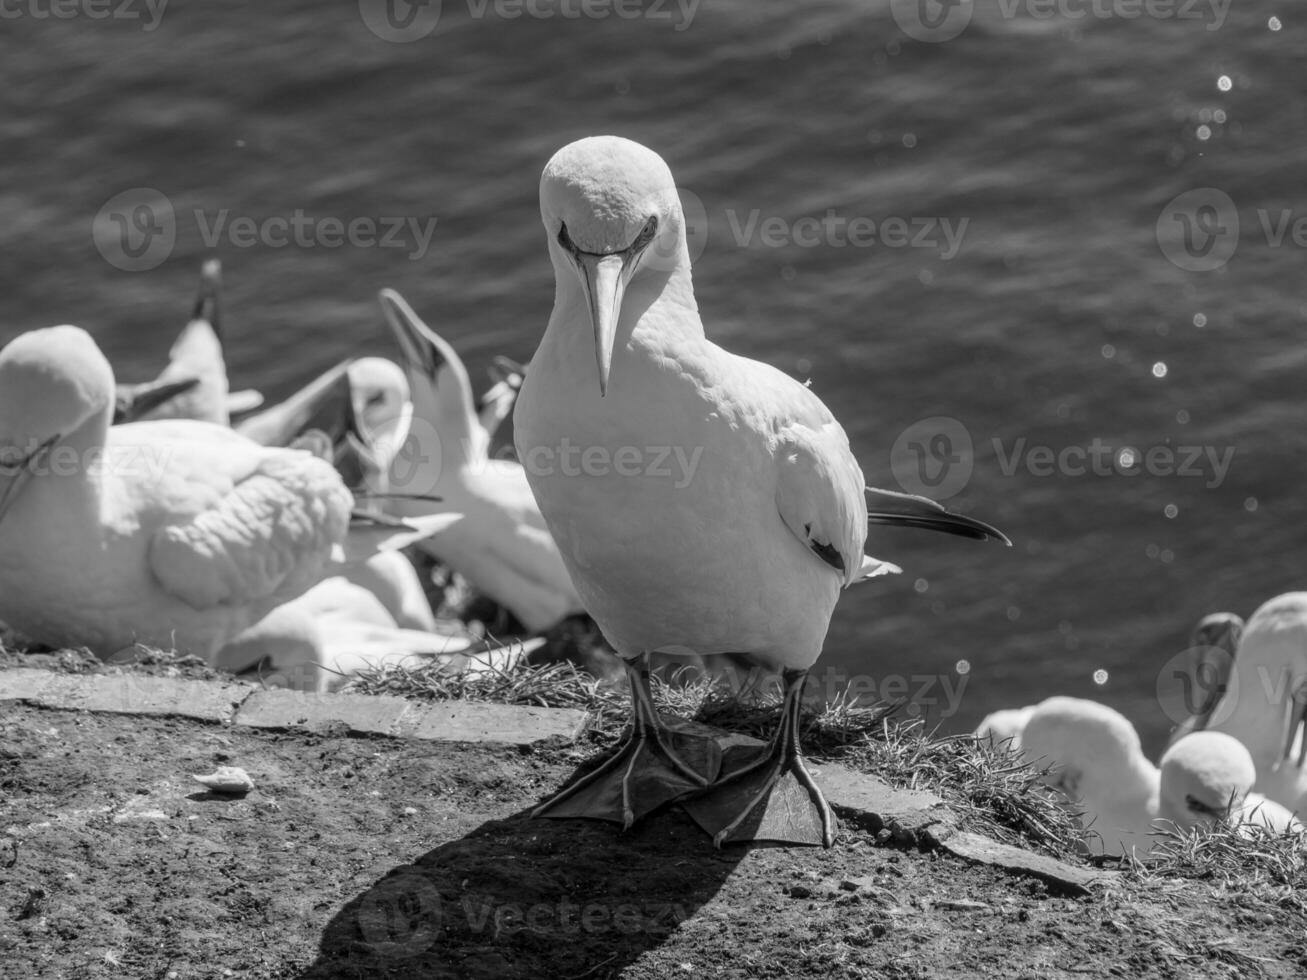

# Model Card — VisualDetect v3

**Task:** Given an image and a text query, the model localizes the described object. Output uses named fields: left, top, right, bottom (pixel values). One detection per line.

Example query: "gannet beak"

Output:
left=576, top=252, right=627, bottom=397
left=379, top=289, right=457, bottom=382
left=0, top=434, right=60, bottom=527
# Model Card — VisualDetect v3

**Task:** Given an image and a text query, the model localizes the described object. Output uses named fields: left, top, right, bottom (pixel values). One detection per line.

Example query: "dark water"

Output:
left=2, top=0, right=1304, bottom=755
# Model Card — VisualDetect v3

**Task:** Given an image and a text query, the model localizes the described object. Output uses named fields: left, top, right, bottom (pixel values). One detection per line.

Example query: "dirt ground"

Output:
left=3, top=700, right=1305, bottom=980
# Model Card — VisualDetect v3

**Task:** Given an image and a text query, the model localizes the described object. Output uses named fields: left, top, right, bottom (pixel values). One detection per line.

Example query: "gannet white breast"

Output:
left=516, top=135, right=1009, bottom=846
left=1021, top=696, right=1160, bottom=857
left=0, top=326, right=420, bottom=661
left=379, top=289, right=584, bottom=633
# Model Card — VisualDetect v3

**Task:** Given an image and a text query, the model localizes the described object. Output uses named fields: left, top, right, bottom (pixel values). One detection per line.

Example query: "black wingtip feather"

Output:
left=865, top=486, right=1012, bottom=547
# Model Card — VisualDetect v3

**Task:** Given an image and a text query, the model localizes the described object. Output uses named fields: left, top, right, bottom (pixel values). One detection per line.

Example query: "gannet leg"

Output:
left=683, top=668, right=836, bottom=848
left=531, top=654, right=719, bottom=828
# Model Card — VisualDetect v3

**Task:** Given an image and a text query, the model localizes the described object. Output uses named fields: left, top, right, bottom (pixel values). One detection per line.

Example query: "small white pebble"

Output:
left=192, top=766, right=254, bottom=794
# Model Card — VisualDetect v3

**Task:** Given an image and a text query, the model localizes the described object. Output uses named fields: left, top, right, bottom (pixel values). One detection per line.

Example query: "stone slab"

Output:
left=1, top=669, right=249, bottom=724
left=234, top=688, right=410, bottom=736
left=394, top=700, right=590, bottom=746
left=936, top=829, right=1115, bottom=896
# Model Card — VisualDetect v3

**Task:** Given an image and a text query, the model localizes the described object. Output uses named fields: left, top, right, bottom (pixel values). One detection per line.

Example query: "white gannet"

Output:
left=974, top=705, right=1036, bottom=751
left=1157, top=731, right=1301, bottom=836
left=215, top=575, right=479, bottom=693
left=113, top=259, right=262, bottom=425
left=1020, top=696, right=1160, bottom=857
left=515, top=135, right=1009, bottom=846
left=1207, top=593, right=1307, bottom=812
left=0, top=325, right=437, bottom=661
left=378, top=289, right=585, bottom=633
left=235, top=355, right=441, bottom=631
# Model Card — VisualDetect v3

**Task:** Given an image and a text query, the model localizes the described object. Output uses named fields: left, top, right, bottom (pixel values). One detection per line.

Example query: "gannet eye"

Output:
left=1185, top=794, right=1222, bottom=816
left=557, top=221, right=580, bottom=258
left=629, top=215, right=658, bottom=254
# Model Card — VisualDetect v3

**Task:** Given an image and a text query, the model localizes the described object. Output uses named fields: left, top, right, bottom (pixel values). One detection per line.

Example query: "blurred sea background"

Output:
left=1, top=0, right=1303, bottom=756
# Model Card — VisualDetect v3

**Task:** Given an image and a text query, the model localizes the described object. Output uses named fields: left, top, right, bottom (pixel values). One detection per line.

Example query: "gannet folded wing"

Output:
left=148, top=452, right=352, bottom=609
left=774, top=420, right=890, bottom=587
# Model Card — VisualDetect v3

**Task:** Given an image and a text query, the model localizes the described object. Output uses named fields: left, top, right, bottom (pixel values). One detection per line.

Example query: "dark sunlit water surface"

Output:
left=2, top=0, right=1305, bottom=756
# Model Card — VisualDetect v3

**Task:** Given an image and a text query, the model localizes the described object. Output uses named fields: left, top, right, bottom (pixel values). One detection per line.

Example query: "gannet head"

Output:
left=1157, top=731, right=1254, bottom=831
left=1192, top=611, right=1243, bottom=662
left=347, top=357, right=413, bottom=473
left=0, top=325, right=115, bottom=526
left=540, top=135, right=689, bottom=396
left=1021, top=697, right=1153, bottom=802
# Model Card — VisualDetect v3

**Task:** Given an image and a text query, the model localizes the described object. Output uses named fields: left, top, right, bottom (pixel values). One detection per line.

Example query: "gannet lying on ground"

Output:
left=0, top=326, right=436, bottom=661
left=516, top=135, right=1009, bottom=846
left=379, top=289, right=584, bottom=633
left=234, top=357, right=439, bottom=632
left=1157, top=731, right=1301, bottom=836
left=113, top=260, right=262, bottom=425
left=1018, top=697, right=1161, bottom=856
left=216, top=574, right=512, bottom=693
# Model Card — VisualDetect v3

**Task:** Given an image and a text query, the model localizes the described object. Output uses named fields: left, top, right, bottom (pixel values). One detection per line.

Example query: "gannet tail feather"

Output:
left=865, top=487, right=1012, bottom=545
left=852, top=555, right=902, bottom=584
left=379, top=288, right=485, bottom=466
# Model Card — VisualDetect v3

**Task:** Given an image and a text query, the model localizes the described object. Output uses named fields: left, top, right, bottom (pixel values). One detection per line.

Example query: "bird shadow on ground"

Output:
left=294, top=804, right=749, bottom=980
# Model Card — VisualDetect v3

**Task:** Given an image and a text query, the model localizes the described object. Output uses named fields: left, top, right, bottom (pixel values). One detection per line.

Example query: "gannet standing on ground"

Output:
left=0, top=326, right=433, bottom=661
left=516, top=136, right=1009, bottom=846
left=1020, top=696, right=1161, bottom=857
left=113, top=259, right=262, bottom=425
left=1206, top=593, right=1307, bottom=812
left=1157, top=731, right=1301, bottom=836
left=378, top=289, right=584, bottom=633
